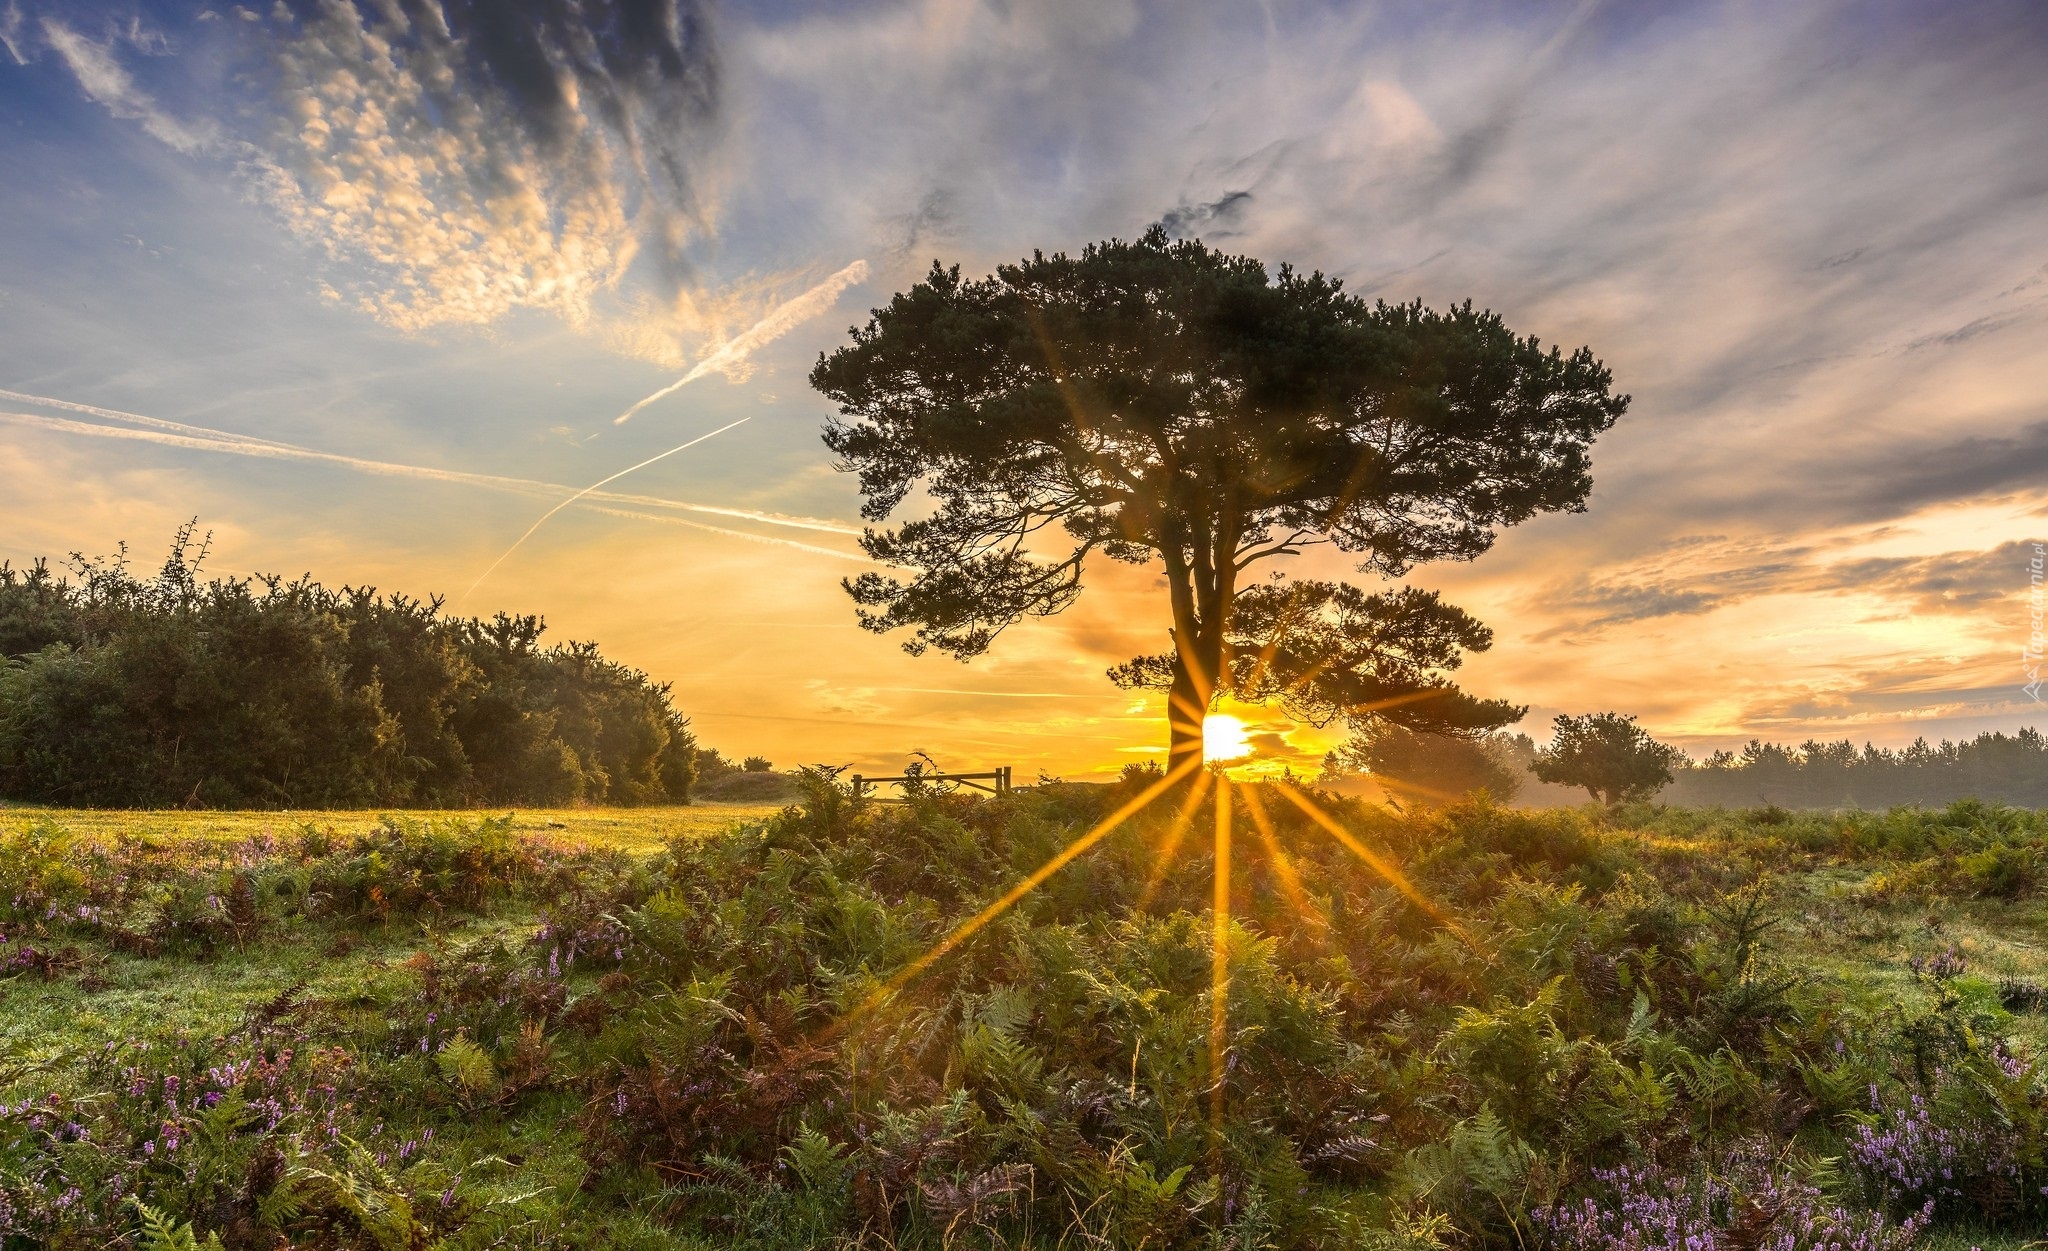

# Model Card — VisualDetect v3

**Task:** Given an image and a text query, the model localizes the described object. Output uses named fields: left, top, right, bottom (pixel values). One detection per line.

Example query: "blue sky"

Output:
left=3, top=0, right=2045, bottom=776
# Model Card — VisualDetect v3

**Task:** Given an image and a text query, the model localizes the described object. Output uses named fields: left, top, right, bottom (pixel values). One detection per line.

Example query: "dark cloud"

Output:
left=446, top=0, right=714, bottom=231
left=1823, top=544, right=2026, bottom=611
left=273, top=0, right=718, bottom=234
left=1813, top=424, right=2048, bottom=524
left=886, top=187, right=957, bottom=264
left=1157, top=190, right=1252, bottom=239
left=1601, top=415, right=2048, bottom=541
left=1535, top=540, right=2030, bottom=637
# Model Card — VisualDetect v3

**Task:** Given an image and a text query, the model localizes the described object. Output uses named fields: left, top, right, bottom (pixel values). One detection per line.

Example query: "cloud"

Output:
left=1530, top=537, right=2029, bottom=638
left=1798, top=424, right=2048, bottom=526
left=1157, top=190, right=1253, bottom=239
left=0, top=393, right=859, bottom=538
left=23, top=1, right=867, bottom=373
left=40, top=18, right=215, bottom=152
left=1, top=4, right=26, bottom=65
left=613, top=259, right=868, bottom=423
left=244, top=0, right=713, bottom=333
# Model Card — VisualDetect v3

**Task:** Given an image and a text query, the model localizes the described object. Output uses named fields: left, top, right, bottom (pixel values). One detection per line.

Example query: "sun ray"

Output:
left=1134, top=767, right=1215, bottom=913
left=1240, top=785, right=1324, bottom=935
left=1271, top=781, right=1478, bottom=948
left=1368, top=774, right=1484, bottom=810
left=841, top=753, right=1207, bottom=1028
left=1166, top=675, right=1210, bottom=751
left=1208, top=774, right=1233, bottom=1149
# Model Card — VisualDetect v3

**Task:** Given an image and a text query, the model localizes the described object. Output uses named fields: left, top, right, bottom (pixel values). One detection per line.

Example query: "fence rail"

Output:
left=851, top=767, right=1013, bottom=801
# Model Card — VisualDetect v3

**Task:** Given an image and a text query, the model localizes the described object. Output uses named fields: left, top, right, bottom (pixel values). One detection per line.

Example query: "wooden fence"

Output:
left=851, top=767, right=1013, bottom=802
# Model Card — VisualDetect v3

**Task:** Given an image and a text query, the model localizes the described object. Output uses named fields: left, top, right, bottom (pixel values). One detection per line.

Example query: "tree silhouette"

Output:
left=1530, top=712, right=1683, bottom=806
left=1324, top=725, right=1526, bottom=808
left=813, top=229, right=1627, bottom=774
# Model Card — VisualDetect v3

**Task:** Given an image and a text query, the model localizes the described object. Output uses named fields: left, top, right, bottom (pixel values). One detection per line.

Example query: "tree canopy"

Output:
left=1323, top=724, right=1527, bottom=809
left=1530, top=712, right=1683, bottom=806
left=813, top=228, right=1629, bottom=771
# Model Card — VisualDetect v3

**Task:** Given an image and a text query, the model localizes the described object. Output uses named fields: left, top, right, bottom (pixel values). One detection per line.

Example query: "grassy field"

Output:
left=0, top=801, right=790, bottom=854
left=2, top=789, right=2045, bottom=1248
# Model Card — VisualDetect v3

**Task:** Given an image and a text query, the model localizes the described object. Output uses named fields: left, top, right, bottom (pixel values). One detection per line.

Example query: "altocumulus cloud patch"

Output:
left=249, top=0, right=722, bottom=334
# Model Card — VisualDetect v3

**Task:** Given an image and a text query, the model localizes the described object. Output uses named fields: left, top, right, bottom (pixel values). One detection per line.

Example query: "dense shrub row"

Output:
left=1, top=794, right=2044, bottom=1247
left=0, top=526, right=697, bottom=807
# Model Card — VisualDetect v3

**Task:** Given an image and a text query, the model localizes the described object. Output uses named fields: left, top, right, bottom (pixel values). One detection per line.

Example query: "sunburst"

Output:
left=1201, top=713, right=1255, bottom=764
left=839, top=736, right=1469, bottom=1139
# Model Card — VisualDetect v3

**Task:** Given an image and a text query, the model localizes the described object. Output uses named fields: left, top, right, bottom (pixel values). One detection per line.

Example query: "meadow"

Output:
left=1, top=782, right=2045, bottom=1249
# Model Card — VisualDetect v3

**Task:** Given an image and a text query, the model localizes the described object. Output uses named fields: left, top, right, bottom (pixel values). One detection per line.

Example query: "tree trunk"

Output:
left=1165, top=628, right=1222, bottom=784
left=1160, top=515, right=1237, bottom=786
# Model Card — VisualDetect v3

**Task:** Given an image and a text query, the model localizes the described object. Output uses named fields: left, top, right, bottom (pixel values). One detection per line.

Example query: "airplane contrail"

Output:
left=578, top=505, right=867, bottom=563
left=3, top=406, right=863, bottom=569
left=0, top=399, right=858, bottom=536
left=0, top=387, right=306, bottom=451
left=613, top=259, right=868, bottom=426
left=461, top=417, right=754, bottom=602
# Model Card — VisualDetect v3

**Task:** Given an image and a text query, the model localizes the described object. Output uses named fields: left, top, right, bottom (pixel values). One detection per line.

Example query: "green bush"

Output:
left=0, top=527, right=698, bottom=808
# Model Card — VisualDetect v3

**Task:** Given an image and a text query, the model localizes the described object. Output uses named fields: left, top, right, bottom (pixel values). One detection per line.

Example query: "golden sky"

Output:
left=2, top=0, right=2043, bottom=778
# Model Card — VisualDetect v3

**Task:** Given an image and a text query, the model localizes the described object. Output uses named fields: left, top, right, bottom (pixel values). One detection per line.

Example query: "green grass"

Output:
left=0, top=800, right=789, bottom=854
left=3, top=792, right=2046, bottom=1248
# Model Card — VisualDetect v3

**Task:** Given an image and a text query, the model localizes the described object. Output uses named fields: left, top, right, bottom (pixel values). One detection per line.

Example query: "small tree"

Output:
left=813, top=229, right=1627, bottom=774
left=1326, top=725, right=1523, bottom=808
left=1530, top=712, right=1682, bottom=806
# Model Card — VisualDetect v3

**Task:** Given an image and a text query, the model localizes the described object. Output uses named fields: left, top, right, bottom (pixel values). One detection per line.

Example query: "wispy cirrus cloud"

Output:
left=38, top=16, right=213, bottom=153
left=0, top=392, right=860, bottom=540
left=1530, top=538, right=2029, bottom=640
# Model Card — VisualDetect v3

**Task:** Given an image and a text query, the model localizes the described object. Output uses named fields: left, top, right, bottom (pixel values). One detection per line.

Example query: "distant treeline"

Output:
left=0, top=527, right=696, bottom=808
left=1333, top=725, right=2048, bottom=810
left=1663, top=731, right=2048, bottom=809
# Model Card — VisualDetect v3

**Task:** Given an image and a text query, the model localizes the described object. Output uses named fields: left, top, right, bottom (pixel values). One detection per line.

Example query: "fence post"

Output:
left=852, top=774, right=864, bottom=801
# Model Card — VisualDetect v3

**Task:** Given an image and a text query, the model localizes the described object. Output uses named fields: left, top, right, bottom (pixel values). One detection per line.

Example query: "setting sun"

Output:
left=1201, top=714, right=1254, bottom=763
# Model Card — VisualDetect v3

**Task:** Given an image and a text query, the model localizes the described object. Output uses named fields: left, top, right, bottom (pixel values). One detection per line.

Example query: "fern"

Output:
left=436, top=1034, right=499, bottom=1101
left=781, top=1124, right=850, bottom=1192
left=1401, top=1105, right=1537, bottom=1210
left=284, top=1136, right=425, bottom=1251
left=129, top=1199, right=226, bottom=1251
